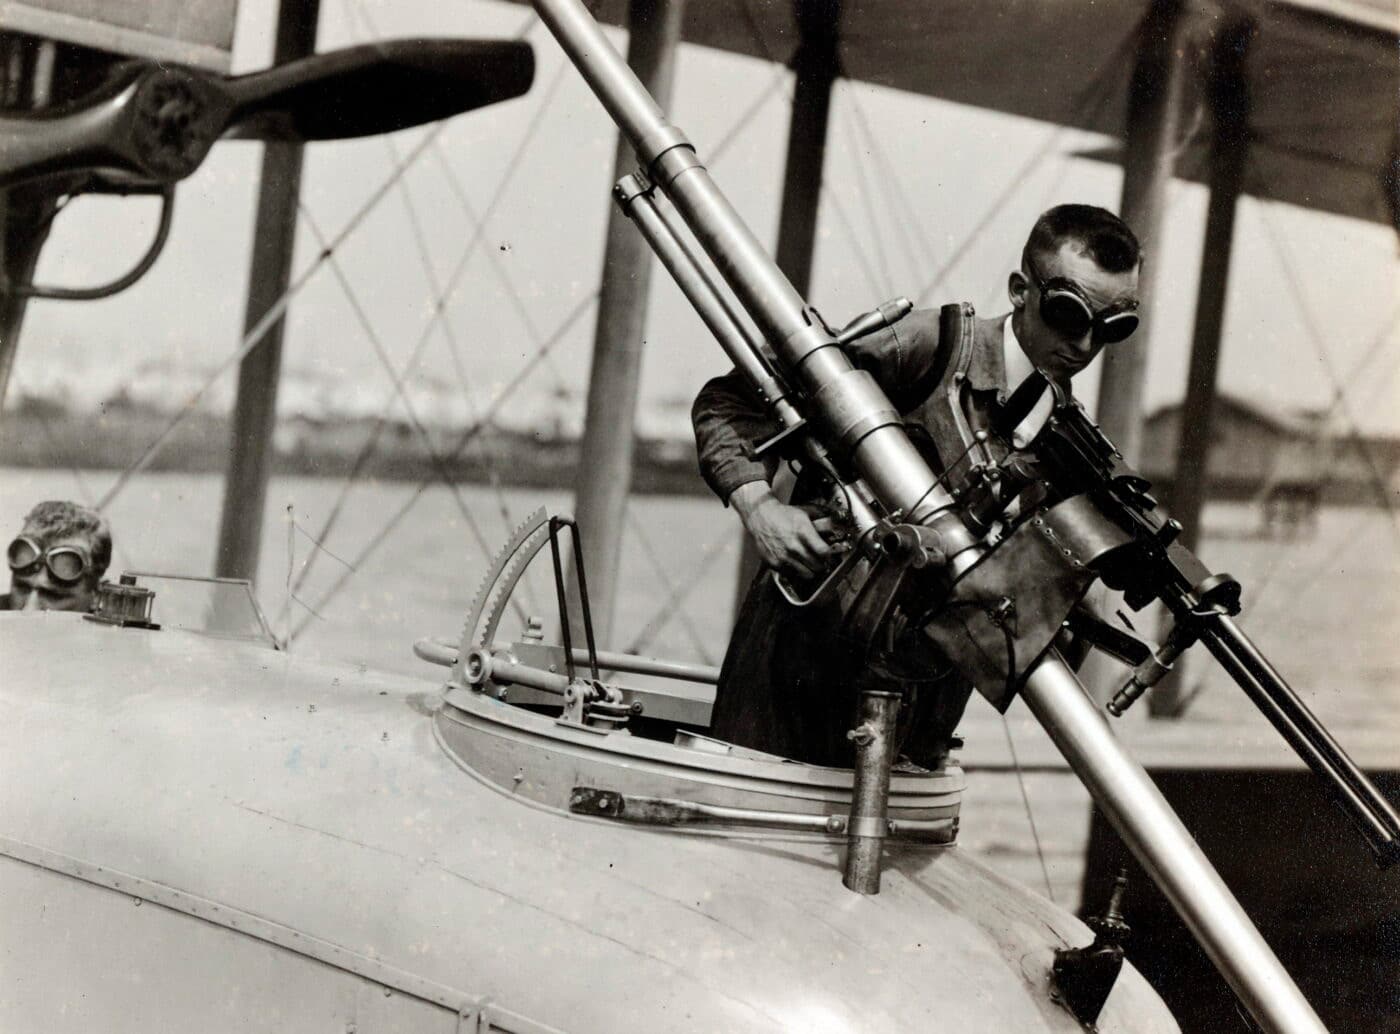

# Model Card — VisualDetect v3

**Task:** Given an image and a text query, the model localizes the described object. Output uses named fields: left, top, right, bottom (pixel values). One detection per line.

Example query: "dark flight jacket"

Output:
left=692, top=306, right=1015, bottom=767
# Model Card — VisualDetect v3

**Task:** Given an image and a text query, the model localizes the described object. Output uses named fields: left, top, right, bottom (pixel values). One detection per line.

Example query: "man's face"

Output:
left=8, top=529, right=98, bottom=612
left=1009, top=241, right=1141, bottom=383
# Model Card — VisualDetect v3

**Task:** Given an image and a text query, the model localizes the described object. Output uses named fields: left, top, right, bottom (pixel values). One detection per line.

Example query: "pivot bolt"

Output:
left=848, top=723, right=875, bottom=747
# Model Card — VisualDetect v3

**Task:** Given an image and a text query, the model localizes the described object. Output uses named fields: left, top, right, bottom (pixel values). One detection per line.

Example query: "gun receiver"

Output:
left=1026, top=381, right=1400, bottom=867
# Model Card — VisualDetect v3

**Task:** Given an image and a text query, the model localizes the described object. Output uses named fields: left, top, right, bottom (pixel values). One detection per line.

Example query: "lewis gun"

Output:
left=526, top=2, right=1400, bottom=1032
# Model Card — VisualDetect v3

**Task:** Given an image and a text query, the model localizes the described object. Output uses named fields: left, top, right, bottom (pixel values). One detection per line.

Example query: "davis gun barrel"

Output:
left=1199, top=613, right=1400, bottom=863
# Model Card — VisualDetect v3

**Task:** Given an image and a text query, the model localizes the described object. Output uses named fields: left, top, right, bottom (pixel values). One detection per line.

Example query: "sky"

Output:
left=9, top=0, right=1399, bottom=438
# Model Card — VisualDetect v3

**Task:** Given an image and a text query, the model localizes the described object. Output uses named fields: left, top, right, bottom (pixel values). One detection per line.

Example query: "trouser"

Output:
left=709, top=569, right=974, bottom=768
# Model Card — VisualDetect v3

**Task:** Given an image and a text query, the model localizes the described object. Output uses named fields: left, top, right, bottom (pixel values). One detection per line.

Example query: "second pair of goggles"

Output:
left=7, top=535, right=92, bottom=584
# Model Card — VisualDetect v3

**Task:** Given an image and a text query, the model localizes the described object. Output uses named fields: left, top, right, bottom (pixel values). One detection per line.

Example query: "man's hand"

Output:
left=729, top=482, right=833, bottom=580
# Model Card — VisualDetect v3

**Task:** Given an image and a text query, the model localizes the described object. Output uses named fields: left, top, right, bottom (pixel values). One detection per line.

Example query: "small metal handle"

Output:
left=771, top=545, right=862, bottom=608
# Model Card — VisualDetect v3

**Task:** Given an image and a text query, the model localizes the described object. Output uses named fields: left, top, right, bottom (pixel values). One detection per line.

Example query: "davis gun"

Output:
left=528, top=2, right=1399, bottom=1031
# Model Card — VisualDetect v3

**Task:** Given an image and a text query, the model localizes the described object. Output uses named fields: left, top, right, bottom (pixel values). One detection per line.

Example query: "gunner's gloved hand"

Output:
left=729, top=482, right=833, bottom=581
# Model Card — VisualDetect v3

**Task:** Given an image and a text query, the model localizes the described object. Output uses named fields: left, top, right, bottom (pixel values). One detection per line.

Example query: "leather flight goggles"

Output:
left=6, top=535, right=92, bottom=584
left=1024, top=254, right=1140, bottom=345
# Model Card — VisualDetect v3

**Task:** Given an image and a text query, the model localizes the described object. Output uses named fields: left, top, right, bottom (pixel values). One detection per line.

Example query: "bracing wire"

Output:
left=1000, top=712, right=1058, bottom=904
left=285, top=52, right=573, bottom=602
left=625, top=521, right=736, bottom=659
left=841, top=86, right=939, bottom=285
left=840, top=97, right=897, bottom=294
left=621, top=503, right=717, bottom=662
left=385, top=155, right=542, bottom=614
left=293, top=206, right=507, bottom=529
left=1253, top=191, right=1400, bottom=542
left=290, top=290, right=598, bottom=639
left=348, top=0, right=572, bottom=395
left=283, top=503, right=294, bottom=647
left=293, top=204, right=533, bottom=627
left=910, top=25, right=1137, bottom=308
left=813, top=178, right=889, bottom=303
left=275, top=502, right=358, bottom=634
left=707, top=64, right=789, bottom=164
left=94, top=122, right=448, bottom=513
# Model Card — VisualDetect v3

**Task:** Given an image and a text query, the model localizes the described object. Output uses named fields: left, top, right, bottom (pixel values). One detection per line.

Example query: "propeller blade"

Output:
left=222, top=39, right=535, bottom=143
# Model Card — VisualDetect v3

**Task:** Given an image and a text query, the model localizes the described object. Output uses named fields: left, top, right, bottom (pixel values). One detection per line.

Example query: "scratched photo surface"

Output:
left=2, top=0, right=1397, bottom=1032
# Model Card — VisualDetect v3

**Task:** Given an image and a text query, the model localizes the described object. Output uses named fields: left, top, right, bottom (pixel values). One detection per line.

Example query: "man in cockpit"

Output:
left=2, top=500, right=112, bottom=612
left=692, top=204, right=1142, bottom=768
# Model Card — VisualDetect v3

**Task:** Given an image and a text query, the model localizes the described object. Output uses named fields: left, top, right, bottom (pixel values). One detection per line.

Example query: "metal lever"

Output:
left=1108, top=619, right=1197, bottom=716
left=835, top=297, right=913, bottom=346
left=545, top=515, right=600, bottom=684
left=771, top=543, right=863, bottom=608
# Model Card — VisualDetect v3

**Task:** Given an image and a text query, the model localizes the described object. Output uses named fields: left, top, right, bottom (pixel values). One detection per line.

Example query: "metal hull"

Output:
left=0, top=614, right=1178, bottom=1032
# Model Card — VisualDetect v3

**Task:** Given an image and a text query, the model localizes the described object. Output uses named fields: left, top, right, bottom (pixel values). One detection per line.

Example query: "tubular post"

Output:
left=1098, top=0, right=1189, bottom=467
left=215, top=0, right=321, bottom=582
left=570, top=0, right=685, bottom=644
left=1021, top=652, right=1328, bottom=1034
left=842, top=690, right=900, bottom=894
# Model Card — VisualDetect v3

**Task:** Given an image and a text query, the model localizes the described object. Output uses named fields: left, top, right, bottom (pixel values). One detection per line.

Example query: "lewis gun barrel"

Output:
left=527, top=2, right=1396, bottom=1031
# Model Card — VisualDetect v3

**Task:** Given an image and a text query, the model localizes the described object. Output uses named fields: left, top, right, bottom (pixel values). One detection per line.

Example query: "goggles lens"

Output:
left=6, top=536, right=90, bottom=584
left=46, top=548, right=88, bottom=584
left=1094, top=309, right=1140, bottom=345
left=1027, top=258, right=1140, bottom=346
left=1040, top=289, right=1094, bottom=339
left=6, top=536, right=40, bottom=571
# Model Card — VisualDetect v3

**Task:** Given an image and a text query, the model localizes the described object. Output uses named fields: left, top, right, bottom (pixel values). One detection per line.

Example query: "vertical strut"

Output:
left=571, top=0, right=685, bottom=644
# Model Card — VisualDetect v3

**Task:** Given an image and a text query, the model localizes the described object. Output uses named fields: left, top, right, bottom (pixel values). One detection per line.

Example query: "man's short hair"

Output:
left=21, top=500, right=112, bottom=581
left=1023, top=204, right=1141, bottom=274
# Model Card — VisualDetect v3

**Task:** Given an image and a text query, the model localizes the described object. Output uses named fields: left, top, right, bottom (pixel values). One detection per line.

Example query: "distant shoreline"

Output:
left=0, top=403, right=710, bottom=496
left=4, top=403, right=1396, bottom=506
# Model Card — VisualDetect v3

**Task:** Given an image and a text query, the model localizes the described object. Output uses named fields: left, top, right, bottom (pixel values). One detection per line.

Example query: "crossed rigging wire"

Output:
left=93, top=121, right=451, bottom=513
left=1251, top=186, right=1400, bottom=542
left=282, top=5, right=571, bottom=626
left=286, top=7, right=797, bottom=650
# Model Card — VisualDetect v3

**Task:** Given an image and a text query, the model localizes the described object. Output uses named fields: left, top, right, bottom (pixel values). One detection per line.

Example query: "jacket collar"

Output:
left=966, top=313, right=1010, bottom=392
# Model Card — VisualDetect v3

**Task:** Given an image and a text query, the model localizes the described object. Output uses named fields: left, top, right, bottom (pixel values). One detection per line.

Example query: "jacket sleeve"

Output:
left=691, top=369, right=780, bottom=504
left=690, top=309, right=941, bottom=503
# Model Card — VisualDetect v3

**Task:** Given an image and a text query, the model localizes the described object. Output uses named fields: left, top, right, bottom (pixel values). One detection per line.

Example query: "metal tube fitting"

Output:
left=843, top=690, right=901, bottom=895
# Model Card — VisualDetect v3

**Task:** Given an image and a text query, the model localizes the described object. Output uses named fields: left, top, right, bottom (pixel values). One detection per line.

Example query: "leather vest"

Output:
left=900, top=303, right=1015, bottom=502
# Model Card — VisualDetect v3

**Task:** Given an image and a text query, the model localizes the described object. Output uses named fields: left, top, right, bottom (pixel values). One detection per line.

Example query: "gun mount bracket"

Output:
left=1051, top=871, right=1131, bottom=1030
